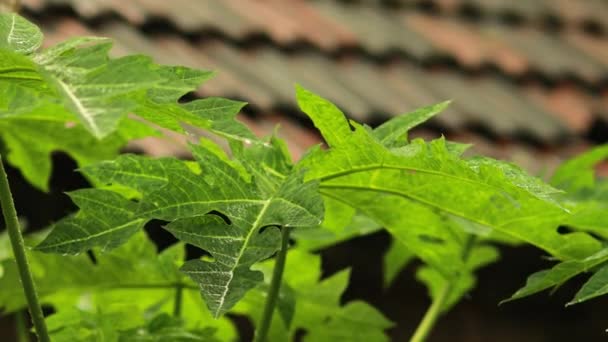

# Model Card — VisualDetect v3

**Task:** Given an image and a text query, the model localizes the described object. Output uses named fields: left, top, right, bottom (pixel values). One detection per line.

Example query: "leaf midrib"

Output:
left=56, top=78, right=101, bottom=137
left=318, top=164, right=509, bottom=194
left=212, top=197, right=272, bottom=317
left=320, top=185, right=567, bottom=259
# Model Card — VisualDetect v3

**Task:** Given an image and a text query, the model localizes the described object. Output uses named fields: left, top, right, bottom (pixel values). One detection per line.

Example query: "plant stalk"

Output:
left=409, top=235, right=477, bottom=342
left=0, top=155, right=50, bottom=342
left=173, top=284, right=183, bottom=317
left=254, top=226, right=291, bottom=342
left=409, top=282, right=452, bottom=342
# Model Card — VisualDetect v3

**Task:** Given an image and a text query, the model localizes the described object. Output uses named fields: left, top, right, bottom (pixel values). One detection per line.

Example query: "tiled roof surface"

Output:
left=19, top=0, right=608, bottom=171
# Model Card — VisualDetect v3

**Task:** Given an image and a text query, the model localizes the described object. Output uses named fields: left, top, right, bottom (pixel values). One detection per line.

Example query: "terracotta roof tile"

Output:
left=18, top=0, right=608, bottom=168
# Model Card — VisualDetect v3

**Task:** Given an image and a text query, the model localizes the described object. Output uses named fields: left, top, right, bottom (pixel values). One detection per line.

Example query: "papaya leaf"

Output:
left=0, top=230, right=236, bottom=339
left=293, top=196, right=381, bottom=251
left=45, top=306, right=144, bottom=342
left=119, top=313, right=220, bottom=342
left=506, top=248, right=608, bottom=304
left=508, top=146, right=608, bottom=306
left=373, top=100, right=450, bottom=147
left=0, top=14, right=256, bottom=190
left=0, top=13, right=42, bottom=54
left=37, top=139, right=324, bottom=317
left=295, top=85, right=600, bottom=263
left=232, top=250, right=393, bottom=342
left=569, top=263, right=608, bottom=305
left=383, top=238, right=414, bottom=288
left=551, top=144, right=608, bottom=193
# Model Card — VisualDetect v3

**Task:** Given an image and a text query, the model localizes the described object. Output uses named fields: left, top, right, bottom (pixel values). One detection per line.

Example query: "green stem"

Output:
left=16, top=311, right=29, bottom=342
left=254, top=227, right=291, bottom=342
left=173, top=284, right=183, bottom=317
left=409, top=235, right=477, bottom=342
left=409, top=281, right=452, bottom=342
left=0, top=155, right=50, bottom=342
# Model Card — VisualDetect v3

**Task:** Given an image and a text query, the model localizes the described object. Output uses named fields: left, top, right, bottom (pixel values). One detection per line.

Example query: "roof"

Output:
left=19, top=0, right=608, bottom=172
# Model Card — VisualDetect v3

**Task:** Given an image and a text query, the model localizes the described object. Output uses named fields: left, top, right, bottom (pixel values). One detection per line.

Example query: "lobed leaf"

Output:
left=37, top=139, right=323, bottom=316
left=506, top=248, right=608, bottom=304
left=508, top=145, right=608, bottom=306
left=0, top=14, right=256, bottom=190
left=295, top=85, right=599, bottom=262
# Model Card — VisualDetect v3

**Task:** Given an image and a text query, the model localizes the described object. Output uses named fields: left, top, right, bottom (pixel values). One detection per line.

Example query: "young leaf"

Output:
left=37, top=139, right=324, bottom=317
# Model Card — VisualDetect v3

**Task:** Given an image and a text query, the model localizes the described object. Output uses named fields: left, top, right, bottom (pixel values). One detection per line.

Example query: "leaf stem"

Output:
left=409, top=281, right=452, bottom=342
left=173, top=284, right=183, bottom=317
left=0, top=155, right=50, bottom=342
left=409, top=235, right=477, bottom=342
left=254, top=226, right=291, bottom=342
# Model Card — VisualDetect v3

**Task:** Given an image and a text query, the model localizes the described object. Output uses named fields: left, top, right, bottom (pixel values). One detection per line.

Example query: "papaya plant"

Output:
left=0, top=12, right=606, bottom=342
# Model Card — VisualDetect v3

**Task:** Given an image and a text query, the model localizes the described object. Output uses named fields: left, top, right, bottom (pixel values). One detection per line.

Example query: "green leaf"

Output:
left=35, top=189, right=146, bottom=253
left=119, top=313, right=220, bottom=342
left=383, top=238, right=414, bottom=288
left=1, top=231, right=237, bottom=339
left=232, top=250, right=393, bottom=341
left=0, top=13, right=43, bottom=54
left=182, top=98, right=256, bottom=142
left=46, top=306, right=144, bottom=342
left=506, top=146, right=608, bottom=306
left=417, top=243, right=499, bottom=312
left=37, top=139, right=324, bottom=316
left=0, top=15, right=256, bottom=190
left=293, top=196, right=381, bottom=251
left=0, top=116, right=157, bottom=191
left=35, top=40, right=164, bottom=138
left=569, top=263, right=608, bottom=305
left=303, top=301, right=393, bottom=342
left=551, top=144, right=608, bottom=193
left=373, top=101, right=450, bottom=147
left=507, top=248, right=608, bottom=303
left=295, top=85, right=599, bottom=262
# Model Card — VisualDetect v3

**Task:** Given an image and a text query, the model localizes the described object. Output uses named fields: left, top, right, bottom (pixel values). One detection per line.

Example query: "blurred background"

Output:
left=2, top=0, right=608, bottom=341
